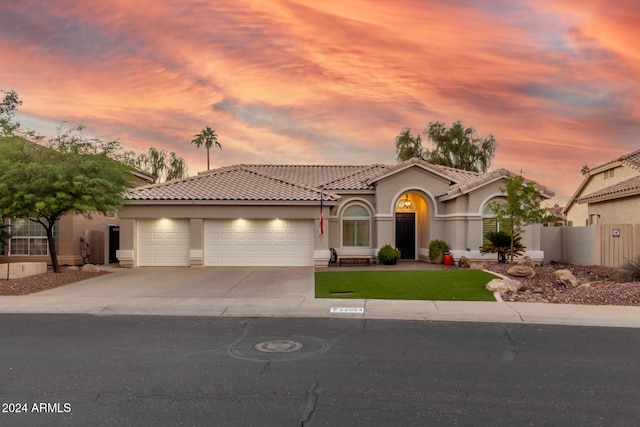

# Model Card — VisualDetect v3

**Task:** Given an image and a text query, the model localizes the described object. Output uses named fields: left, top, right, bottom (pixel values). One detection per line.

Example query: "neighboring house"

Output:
left=564, top=149, right=640, bottom=226
left=543, top=203, right=566, bottom=227
left=117, top=158, right=553, bottom=267
left=0, top=170, right=154, bottom=266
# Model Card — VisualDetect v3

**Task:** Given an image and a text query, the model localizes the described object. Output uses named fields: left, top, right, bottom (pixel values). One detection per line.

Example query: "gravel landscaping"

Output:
left=485, top=263, right=640, bottom=306
left=0, top=267, right=109, bottom=296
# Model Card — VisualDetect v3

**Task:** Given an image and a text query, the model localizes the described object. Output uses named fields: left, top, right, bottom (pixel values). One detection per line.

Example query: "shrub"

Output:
left=429, top=239, right=449, bottom=262
left=479, top=231, right=524, bottom=263
left=378, top=244, right=401, bottom=265
left=619, top=257, right=640, bottom=282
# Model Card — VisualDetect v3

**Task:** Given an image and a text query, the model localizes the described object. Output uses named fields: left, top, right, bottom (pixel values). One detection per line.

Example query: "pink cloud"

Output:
left=1, top=0, right=639, bottom=204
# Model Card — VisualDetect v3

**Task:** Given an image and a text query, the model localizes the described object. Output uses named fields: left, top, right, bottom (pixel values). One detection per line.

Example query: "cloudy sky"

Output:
left=2, top=0, right=639, bottom=204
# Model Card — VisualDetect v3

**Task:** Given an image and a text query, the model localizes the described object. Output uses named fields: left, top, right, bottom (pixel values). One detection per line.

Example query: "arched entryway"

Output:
left=394, top=192, right=430, bottom=260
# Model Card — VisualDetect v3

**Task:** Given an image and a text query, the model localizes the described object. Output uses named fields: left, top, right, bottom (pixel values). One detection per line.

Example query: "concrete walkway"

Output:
left=1, top=265, right=640, bottom=328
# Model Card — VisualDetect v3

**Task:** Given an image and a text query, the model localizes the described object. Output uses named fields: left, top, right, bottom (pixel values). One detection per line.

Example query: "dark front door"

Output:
left=395, top=213, right=415, bottom=260
left=108, top=225, right=120, bottom=264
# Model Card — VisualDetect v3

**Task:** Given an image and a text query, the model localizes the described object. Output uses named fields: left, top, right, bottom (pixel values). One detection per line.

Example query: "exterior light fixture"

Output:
left=397, top=194, right=415, bottom=210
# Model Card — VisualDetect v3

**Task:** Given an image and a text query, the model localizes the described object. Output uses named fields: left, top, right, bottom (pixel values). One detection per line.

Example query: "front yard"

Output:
left=315, top=269, right=498, bottom=301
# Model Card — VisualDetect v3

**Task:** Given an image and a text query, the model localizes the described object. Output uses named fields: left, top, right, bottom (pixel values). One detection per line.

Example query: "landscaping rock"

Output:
left=554, top=269, right=579, bottom=287
left=507, top=265, right=536, bottom=278
left=517, top=256, right=535, bottom=268
left=486, top=278, right=522, bottom=293
left=458, top=256, right=471, bottom=269
left=81, top=264, right=100, bottom=273
left=470, top=263, right=486, bottom=270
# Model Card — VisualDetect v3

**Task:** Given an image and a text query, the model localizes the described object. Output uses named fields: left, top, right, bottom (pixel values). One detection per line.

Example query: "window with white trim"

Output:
left=8, top=218, right=58, bottom=256
left=342, top=205, right=370, bottom=247
left=481, top=203, right=508, bottom=246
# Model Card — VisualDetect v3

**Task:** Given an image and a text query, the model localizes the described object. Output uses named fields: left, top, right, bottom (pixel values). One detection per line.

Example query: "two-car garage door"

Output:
left=137, top=218, right=314, bottom=267
left=204, top=219, right=313, bottom=266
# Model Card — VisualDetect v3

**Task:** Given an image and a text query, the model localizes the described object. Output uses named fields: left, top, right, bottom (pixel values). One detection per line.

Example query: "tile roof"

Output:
left=125, top=161, right=554, bottom=202
left=591, top=148, right=640, bottom=173
left=126, top=165, right=340, bottom=202
left=577, top=175, right=640, bottom=203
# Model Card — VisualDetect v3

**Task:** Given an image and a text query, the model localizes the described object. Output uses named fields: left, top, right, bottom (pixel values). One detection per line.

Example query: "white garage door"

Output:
left=204, top=219, right=314, bottom=266
left=137, top=219, right=190, bottom=266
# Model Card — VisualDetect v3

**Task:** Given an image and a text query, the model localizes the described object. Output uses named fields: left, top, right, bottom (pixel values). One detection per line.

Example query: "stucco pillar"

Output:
left=190, top=218, right=204, bottom=267
left=116, top=218, right=135, bottom=267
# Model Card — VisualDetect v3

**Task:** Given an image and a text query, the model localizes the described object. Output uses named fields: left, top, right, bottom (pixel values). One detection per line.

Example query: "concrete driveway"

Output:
left=39, top=267, right=316, bottom=299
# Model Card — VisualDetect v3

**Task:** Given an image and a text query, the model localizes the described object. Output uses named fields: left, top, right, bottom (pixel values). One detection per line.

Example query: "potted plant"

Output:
left=429, top=239, right=449, bottom=264
left=378, top=244, right=401, bottom=265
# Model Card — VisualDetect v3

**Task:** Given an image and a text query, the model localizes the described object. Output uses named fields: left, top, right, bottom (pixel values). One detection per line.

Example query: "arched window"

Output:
left=342, top=205, right=370, bottom=247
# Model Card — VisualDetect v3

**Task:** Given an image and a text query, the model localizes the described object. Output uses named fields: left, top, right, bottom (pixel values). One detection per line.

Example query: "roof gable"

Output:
left=577, top=175, right=640, bottom=204
left=563, top=148, right=640, bottom=214
left=366, top=158, right=481, bottom=186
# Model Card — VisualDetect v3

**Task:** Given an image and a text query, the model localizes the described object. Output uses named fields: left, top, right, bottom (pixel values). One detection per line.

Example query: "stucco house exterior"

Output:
left=563, top=149, right=640, bottom=226
left=0, top=170, right=154, bottom=266
left=116, top=158, right=553, bottom=268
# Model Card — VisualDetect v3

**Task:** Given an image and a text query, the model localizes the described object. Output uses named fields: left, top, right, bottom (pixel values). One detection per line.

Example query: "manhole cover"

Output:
left=255, top=340, right=304, bottom=353
left=229, top=335, right=328, bottom=362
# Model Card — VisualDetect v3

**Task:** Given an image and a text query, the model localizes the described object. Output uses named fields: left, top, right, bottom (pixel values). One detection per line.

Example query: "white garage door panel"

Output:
left=204, top=219, right=313, bottom=266
left=138, top=219, right=190, bottom=266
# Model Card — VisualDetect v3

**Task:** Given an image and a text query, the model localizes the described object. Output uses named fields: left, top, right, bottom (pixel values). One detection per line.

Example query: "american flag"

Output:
left=319, top=191, right=324, bottom=239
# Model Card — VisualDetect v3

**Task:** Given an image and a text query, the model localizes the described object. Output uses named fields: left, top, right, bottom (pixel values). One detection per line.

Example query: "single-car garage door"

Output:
left=204, top=219, right=313, bottom=266
left=138, top=219, right=190, bottom=266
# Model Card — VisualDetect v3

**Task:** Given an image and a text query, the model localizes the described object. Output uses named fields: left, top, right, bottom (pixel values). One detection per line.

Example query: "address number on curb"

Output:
left=330, top=307, right=364, bottom=314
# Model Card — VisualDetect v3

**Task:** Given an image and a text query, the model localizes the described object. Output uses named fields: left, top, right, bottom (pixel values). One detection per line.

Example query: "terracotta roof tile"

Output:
left=577, top=175, right=640, bottom=203
left=126, top=165, right=340, bottom=202
left=125, top=161, right=554, bottom=202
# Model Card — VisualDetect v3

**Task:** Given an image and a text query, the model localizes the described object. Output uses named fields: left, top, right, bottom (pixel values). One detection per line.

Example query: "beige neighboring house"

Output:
left=0, top=170, right=154, bottom=266
left=563, top=149, right=640, bottom=227
left=116, top=158, right=554, bottom=268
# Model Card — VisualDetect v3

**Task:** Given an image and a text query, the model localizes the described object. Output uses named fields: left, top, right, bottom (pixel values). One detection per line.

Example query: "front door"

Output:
left=108, top=225, right=120, bottom=264
left=395, top=213, right=415, bottom=260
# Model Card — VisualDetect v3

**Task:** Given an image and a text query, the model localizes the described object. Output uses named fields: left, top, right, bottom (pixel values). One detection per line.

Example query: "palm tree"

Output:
left=480, top=230, right=524, bottom=263
left=191, top=126, right=221, bottom=170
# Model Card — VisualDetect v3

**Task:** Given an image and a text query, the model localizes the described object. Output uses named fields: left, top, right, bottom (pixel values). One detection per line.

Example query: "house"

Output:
left=116, top=158, right=554, bottom=267
left=0, top=170, right=154, bottom=266
left=563, top=149, right=640, bottom=226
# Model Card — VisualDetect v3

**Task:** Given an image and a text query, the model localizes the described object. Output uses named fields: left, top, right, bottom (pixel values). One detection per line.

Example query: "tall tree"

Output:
left=488, top=175, right=546, bottom=264
left=191, top=126, right=221, bottom=171
left=133, top=147, right=188, bottom=183
left=423, top=121, right=497, bottom=173
left=1, top=89, right=22, bottom=136
left=0, top=136, right=134, bottom=272
left=395, top=128, right=423, bottom=161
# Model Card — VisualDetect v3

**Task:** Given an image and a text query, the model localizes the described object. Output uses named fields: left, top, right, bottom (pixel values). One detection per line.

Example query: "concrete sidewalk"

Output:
left=1, top=266, right=639, bottom=328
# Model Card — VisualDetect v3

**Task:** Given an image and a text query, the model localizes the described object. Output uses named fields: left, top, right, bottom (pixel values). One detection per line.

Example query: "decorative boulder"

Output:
left=507, top=265, right=536, bottom=278
left=554, top=269, right=579, bottom=287
left=517, top=256, right=535, bottom=268
left=486, top=278, right=522, bottom=293
left=81, top=264, right=100, bottom=273
left=470, top=263, right=486, bottom=270
left=458, top=256, right=471, bottom=269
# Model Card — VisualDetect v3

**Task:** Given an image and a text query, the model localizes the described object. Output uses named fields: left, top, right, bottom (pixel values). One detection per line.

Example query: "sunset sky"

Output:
left=2, top=0, right=639, bottom=205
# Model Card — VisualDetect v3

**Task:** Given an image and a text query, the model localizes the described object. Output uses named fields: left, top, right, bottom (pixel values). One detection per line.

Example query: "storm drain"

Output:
left=255, top=340, right=304, bottom=353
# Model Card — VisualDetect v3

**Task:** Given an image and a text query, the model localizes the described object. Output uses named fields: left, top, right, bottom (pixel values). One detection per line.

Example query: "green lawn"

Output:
left=315, top=269, right=498, bottom=301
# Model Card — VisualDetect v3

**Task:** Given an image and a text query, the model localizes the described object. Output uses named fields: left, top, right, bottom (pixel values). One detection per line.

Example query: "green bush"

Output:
left=429, top=239, right=449, bottom=262
left=619, top=257, right=640, bottom=282
left=378, top=244, right=401, bottom=265
left=479, top=231, right=524, bottom=263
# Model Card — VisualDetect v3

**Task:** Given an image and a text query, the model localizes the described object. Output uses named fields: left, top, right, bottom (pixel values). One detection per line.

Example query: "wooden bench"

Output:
left=339, top=256, right=373, bottom=266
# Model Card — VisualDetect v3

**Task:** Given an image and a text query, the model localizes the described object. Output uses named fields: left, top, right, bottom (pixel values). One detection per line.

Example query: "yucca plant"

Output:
left=480, top=230, right=524, bottom=263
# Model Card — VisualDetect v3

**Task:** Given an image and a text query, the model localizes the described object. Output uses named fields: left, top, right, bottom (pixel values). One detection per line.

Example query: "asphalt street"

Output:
left=2, top=314, right=640, bottom=426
